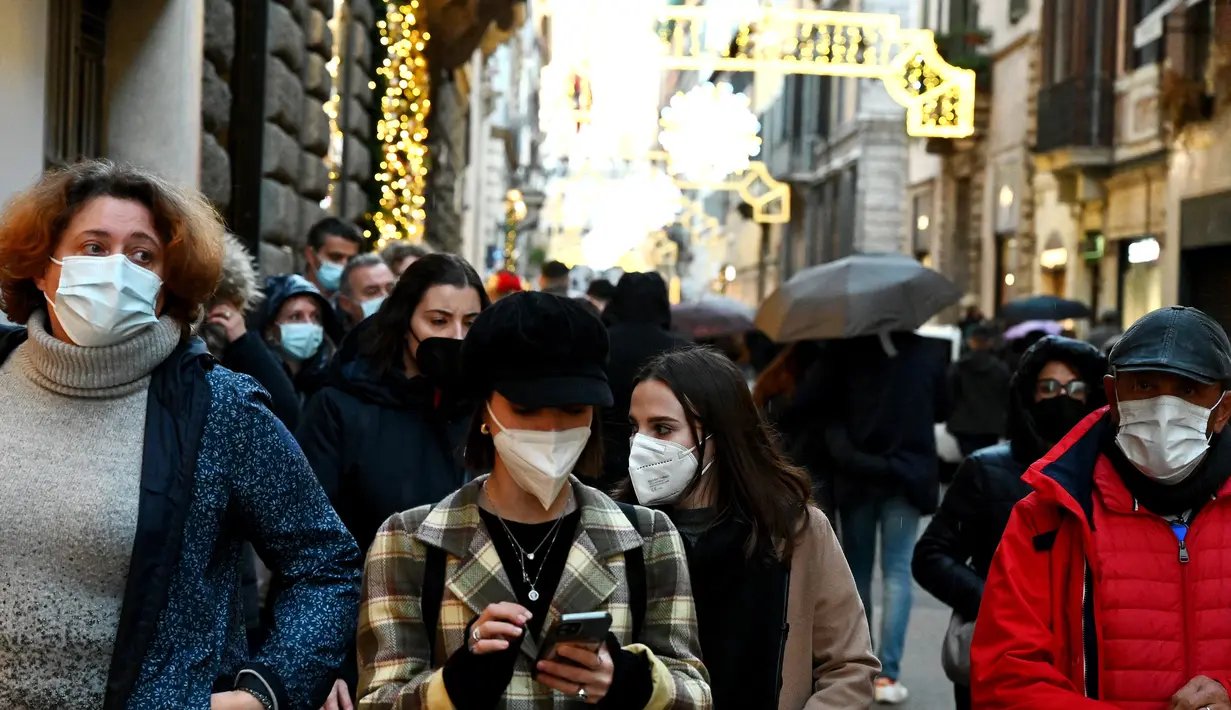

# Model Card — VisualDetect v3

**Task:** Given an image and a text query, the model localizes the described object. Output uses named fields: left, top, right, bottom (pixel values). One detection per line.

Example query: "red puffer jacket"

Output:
left=971, top=407, right=1231, bottom=709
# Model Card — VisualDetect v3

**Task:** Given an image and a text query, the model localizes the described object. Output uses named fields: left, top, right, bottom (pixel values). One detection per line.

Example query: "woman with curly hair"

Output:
left=0, top=160, right=360, bottom=710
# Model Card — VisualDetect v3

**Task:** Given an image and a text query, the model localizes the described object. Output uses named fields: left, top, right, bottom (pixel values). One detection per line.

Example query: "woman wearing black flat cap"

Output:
left=356, top=291, right=712, bottom=709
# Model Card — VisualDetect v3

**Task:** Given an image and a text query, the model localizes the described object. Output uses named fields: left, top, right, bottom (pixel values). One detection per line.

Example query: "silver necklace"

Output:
left=484, top=485, right=568, bottom=602
left=509, top=517, right=564, bottom=601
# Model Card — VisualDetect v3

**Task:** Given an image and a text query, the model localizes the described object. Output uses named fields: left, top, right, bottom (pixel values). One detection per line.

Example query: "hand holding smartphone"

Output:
left=532, top=611, right=612, bottom=678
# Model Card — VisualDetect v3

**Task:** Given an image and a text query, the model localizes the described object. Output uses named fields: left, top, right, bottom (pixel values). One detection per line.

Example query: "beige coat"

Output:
left=778, top=507, right=880, bottom=710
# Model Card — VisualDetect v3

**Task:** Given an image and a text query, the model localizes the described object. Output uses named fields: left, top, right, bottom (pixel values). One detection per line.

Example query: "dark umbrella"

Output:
left=671, top=296, right=756, bottom=339
left=754, top=253, right=962, bottom=342
left=999, top=295, right=1091, bottom=323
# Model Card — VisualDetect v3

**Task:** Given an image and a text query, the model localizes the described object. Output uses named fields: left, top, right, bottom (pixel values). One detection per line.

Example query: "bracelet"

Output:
left=235, top=686, right=274, bottom=710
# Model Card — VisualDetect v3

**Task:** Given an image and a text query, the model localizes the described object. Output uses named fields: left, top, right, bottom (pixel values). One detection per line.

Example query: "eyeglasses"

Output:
left=1037, top=379, right=1088, bottom=398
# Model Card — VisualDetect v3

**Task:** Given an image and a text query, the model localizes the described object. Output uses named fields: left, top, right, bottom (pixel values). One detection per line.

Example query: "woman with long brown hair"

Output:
left=620, top=347, right=879, bottom=709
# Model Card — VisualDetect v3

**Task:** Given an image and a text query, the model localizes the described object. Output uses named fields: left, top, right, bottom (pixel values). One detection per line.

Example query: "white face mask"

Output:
left=487, top=402, right=591, bottom=509
left=1116, top=393, right=1225, bottom=485
left=46, top=255, right=163, bottom=347
left=628, top=433, right=712, bottom=506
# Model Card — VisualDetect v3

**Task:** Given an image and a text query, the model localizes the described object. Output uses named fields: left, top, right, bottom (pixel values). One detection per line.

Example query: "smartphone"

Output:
left=532, top=611, right=613, bottom=678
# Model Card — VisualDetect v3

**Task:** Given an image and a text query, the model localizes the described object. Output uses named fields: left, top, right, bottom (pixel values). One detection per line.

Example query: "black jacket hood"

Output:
left=1008, top=335, right=1108, bottom=463
left=326, top=318, right=434, bottom=410
left=602, top=272, right=672, bottom=329
left=251, top=274, right=342, bottom=344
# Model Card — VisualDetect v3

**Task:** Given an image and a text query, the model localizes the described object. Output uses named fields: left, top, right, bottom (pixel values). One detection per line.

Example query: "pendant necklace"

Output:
left=484, top=483, right=567, bottom=601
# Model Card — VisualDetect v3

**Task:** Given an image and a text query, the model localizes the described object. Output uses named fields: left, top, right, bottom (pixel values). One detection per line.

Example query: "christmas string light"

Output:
left=370, top=1, right=431, bottom=249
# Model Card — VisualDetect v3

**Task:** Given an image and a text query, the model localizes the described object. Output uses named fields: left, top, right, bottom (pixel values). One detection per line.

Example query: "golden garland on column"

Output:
left=371, top=1, right=431, bottom=248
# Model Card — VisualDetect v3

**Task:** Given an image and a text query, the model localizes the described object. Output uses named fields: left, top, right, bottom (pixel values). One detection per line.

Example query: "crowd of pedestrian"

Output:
left=5, top=158, right=1231, bottom=710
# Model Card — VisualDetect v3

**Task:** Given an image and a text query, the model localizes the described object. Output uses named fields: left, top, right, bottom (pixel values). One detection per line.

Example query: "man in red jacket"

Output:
left=972, top=306, right=1231, bottom=710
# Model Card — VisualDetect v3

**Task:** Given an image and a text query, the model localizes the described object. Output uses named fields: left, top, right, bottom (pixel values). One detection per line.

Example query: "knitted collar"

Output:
left=16, top=309, right=181, bottom=398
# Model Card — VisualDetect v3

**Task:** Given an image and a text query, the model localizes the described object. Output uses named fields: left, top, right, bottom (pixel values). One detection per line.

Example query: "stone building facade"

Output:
left=200, top=0, right=375, bottom=275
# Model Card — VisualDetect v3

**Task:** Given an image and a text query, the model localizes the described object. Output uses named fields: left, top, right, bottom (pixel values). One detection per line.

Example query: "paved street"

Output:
left=868, top=530, right=958, bottom=708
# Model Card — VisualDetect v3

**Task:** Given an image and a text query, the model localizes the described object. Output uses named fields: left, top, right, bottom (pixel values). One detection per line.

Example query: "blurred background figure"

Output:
left=818, top=332, right=950, bottom=704
left=752, top=341, right=830, bottom=512
left=486, top=270, right=524, bottom=302
left=946, top=322, right=1012, bottom=457
left=913, top=335, right=1106, bottom=710
left=202, top=234, right=300, bottom=430
left=336, top=253, right=395, bottom=333
left=957, top=296, right=984, bottom=342
left=539, top=259, right=571, bottom=296
left=380, top=241, right=429, bottom=279
left=584, top=278, right=616, bottom=313
left=302, top=217, right=363, bottom=299
left=1086, top=309, right=1123, bottom=353
left=573, top=295, right=602, bottom=319
left=252, top=274, right=341, bottom=405
left=598, top=272, right=691, bottom=487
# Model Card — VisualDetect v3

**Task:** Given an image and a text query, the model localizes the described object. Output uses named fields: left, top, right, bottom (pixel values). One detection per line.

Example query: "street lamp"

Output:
left=504, top=188, right=528, bottom=272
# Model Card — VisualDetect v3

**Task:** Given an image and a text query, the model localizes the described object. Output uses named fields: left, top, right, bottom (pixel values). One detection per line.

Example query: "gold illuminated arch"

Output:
left=655, top=6, right=976, bottom=139
left=539, top=7, right=976, bottom=226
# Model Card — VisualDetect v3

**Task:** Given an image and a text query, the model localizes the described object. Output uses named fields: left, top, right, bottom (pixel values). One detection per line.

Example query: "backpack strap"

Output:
left=614, top=502, right=647, bottom=643
left=421, top=518, right=447, bottom=667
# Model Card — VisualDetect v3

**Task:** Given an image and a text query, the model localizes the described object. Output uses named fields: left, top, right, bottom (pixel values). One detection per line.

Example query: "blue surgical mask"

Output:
left=360, top=296, right=386, bottom=320
left=279, top=323, right=324, bottom=361
left=316, top=261, right=344, bottom=291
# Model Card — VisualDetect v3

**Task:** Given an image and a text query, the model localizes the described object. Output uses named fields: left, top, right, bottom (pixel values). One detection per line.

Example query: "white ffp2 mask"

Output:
left=47, top=255, right=162, bottom=347
left=1116, top=394, right=1224, bottom=485
left=628, top=433, right=712, bottom=506
left=487, top=403, right=590, bottom=509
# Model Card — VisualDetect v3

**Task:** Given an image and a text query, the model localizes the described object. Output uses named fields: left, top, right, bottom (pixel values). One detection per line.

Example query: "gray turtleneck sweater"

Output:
left=0, top=311, right=180, bottom=708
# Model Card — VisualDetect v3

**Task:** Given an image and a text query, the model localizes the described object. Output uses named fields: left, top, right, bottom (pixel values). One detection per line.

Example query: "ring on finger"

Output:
left=471, top=626, right=482, bottom=642
left=576, top=685, right=588, bottom=701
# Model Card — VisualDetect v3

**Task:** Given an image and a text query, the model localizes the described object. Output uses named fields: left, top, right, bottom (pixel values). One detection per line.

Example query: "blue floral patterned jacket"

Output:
left=0, top=328, right=363, bottom=710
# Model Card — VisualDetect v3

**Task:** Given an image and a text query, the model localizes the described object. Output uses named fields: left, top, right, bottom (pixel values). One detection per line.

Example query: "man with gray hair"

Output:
left=337, top=253, right=395, bottom=332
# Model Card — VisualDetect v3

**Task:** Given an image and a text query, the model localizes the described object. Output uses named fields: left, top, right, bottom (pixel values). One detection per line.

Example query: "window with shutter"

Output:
left=44, top=0, right=109, bottom=168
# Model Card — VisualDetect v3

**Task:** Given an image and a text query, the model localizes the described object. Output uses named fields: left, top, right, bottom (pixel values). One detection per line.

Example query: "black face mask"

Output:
left=1032, top=395, right=1091, bottom=445
left=413, top=336, right=465, bottom=391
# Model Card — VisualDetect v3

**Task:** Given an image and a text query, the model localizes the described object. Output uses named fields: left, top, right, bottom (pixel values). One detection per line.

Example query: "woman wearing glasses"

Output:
left=912, top=335, right=1107, bottom=710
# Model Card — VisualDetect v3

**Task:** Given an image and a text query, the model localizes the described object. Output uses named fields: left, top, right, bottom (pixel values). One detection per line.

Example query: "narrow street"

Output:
left=870, top=533, right=957, bottom=708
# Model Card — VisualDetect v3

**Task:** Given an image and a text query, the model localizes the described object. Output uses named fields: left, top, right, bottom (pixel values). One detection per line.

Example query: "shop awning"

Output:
left=1134, top=0, right=1206, bottom=49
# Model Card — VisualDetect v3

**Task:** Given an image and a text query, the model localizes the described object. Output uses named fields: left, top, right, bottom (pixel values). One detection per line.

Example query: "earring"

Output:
left=481, top=423, right=490, bottom=435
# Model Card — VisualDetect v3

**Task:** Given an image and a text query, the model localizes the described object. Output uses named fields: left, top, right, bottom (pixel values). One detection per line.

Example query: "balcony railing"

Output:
left=1036, top=75, right=1115, bottom=154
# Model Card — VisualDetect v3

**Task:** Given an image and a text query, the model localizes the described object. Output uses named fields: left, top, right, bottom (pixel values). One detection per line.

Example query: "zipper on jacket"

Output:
left=1081, top=561, right=1099, bottom=699
left=772, top=566, right=791, bottom=707
left=1172, top=513, right=1195, bottom=678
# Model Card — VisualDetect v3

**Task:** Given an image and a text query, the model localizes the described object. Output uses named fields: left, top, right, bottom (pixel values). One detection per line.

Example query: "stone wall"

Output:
left=424, top=68, right=468, bottom=253
left=256, top=0, right=334, bottom=274
left=199, top=0, right=377, bottom=275
left=201, top=0, right=234, bottom=215
left=333, top=0, right=376, bottom=229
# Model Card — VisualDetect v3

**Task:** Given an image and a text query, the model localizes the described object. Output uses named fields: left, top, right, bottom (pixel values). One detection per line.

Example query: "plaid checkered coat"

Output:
left=356, top=475, right=712, bottom=709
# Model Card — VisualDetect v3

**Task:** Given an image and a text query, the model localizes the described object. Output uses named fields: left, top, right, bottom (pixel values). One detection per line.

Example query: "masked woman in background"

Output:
left=298, top=254, right=490, bottom=704
left=912, top=335, right=1107, bottom=710
left=253, top=273, right=342, bottom=404
left=0, top=160, right=359, bottom=710
left=623, top=347, right=879, bottom=709
left=357, top=292, right=711, bottom=709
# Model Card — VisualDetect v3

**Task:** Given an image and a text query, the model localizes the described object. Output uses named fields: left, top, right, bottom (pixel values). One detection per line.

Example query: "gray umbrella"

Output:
left=754, top=253, right=962, bottom=342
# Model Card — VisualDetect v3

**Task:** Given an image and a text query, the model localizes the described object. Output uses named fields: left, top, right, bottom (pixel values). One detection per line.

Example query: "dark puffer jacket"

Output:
left=912, top=336, right=1107, bottom=621
left=598, top=273, right=691, bottom=487
left=946, top=349, right=1012, bottom=438
left=295, top=319, right=473, bottom=555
